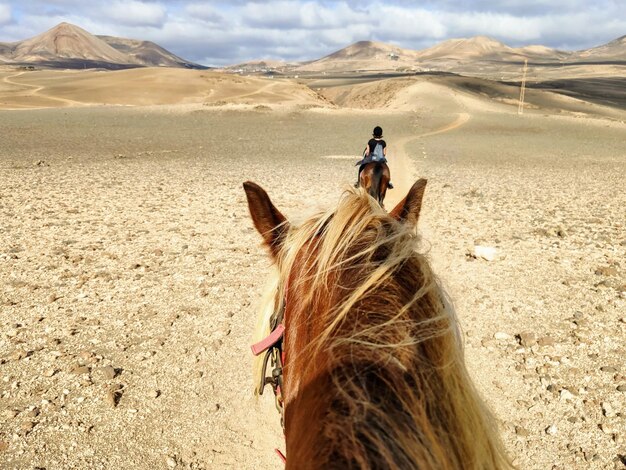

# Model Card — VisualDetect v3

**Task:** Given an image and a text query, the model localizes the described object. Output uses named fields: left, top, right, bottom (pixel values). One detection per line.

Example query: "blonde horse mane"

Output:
left=252, top=187, right=512, bottom=469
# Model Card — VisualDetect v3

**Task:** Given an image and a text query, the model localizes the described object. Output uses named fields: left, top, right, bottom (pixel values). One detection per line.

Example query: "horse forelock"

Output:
left=279, top=188, right=449, bottom=354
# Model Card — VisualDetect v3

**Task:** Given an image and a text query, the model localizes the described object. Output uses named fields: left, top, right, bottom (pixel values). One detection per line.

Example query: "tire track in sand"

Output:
left=228, top=81, right=280, bottom=101
left=386, top=112, right=470, bottom=206
left=2, top=71, right=86, bottom=107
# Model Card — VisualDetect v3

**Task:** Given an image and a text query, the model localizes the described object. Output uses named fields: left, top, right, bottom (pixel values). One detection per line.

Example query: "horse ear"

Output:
left=243, top=181, right=289, bottom=258
left=389, top=179, right=427, bottom=227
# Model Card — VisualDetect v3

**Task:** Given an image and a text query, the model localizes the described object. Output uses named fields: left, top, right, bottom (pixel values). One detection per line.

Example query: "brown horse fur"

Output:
left=359, top=161, right=390, bottom=206
left=244, top=180, right=512, bottom=470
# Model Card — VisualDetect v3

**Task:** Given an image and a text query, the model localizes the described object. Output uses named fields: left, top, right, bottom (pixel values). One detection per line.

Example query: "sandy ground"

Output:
left=1, top=71, right=625, bottom=469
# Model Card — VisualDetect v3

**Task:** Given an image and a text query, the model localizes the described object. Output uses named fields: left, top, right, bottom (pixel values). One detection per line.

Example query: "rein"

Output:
left=250, top=298, right=287, bottom=463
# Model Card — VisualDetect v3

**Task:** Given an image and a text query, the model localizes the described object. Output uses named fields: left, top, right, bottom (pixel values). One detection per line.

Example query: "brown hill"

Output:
left=223, top=59, right=295, bottom=73
left=515, top=45, right=571, bottom=61
left=416, top=36, right=516, bottom=61
left=256, top=35, right=624, bottom=75
left=296, top=41, right=420, bottom=72
left=7, top=23, right=129, bottom=64
left=0, top=22, right=203, bottom=69
left=97, top=35, right=200, bottom=68
left=573, top=35, right=626, bottom=61
left=293, top=36, right=575, bottom=73
left=321, top=40, right=414, bottom=60
left=416, top=36, right=571, bottom=63
left=0, top=42, right=12, bottom=59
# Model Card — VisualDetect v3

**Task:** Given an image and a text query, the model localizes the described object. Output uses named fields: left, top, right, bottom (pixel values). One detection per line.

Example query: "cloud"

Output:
left=443, top=11, right=544, bottom=42
left=452, top=0, right=592, bottom=16
left=184, top=3, right=223, bottom=23
left=100, top=1, right=167, bottom=27
left=0, top=4, right=11, bottom=25
left=240, top=2, right=302, bottom=29
left=377, top=6, right=447, bottom=41
left=240, top=1, right=370, bottom=30
left=1, top=1, right=625, bottom=65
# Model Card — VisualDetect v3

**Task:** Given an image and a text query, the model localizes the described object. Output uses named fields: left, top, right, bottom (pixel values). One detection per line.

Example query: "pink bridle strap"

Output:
left=275, top=448, right=287, bottom=463
left=250, top=324, right=285, bottom=356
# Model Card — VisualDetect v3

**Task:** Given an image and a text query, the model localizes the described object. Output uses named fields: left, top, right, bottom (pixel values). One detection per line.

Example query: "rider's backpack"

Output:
left=371, top=142, right=384, bottom=161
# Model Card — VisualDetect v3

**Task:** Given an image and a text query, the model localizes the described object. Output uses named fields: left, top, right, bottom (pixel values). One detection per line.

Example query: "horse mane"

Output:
left=253, top=187, right=512, bottom=469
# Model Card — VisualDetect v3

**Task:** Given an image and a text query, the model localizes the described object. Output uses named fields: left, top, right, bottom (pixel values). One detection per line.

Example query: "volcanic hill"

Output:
left=0, top=22, right=203, bottom=69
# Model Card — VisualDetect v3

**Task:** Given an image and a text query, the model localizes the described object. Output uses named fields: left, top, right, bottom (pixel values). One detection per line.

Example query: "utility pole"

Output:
left=518, top=59, right=528, bottom=115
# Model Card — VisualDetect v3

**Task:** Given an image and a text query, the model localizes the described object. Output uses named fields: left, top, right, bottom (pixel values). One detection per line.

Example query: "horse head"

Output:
left=244, top=180, right=511, bottom=469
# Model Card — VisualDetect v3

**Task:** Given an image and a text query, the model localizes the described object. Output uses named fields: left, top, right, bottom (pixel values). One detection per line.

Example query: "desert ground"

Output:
left=1, top=67, right=625, bottom=469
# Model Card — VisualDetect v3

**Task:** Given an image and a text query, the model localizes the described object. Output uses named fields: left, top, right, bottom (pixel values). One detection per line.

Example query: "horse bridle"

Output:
left=253, top=306, right=285, bottom=421
left=250, top=296, right=287, bottom=462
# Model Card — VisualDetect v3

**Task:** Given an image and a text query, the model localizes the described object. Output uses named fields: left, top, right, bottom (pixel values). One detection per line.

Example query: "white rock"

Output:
left=602, top=402, right=616, bottom=418
left=494, top=332, right=512, bottom=341
left=600, top=423, right=615, bottom=434
left=559, top=389, right=575, bottom=401
left=525, top=357, right=537, bottom=367
left=473, top=245, right=498, bottom=261
left=545, top=424, right=558, bottom=435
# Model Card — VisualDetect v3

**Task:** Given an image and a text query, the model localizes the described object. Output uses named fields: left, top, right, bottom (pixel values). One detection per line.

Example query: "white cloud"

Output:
left=317, top=25, right=373, bottom=47
left=241, top=2, right=303, bottom=29
left=102, top=1, right=167, bottom=27
left=377, top=6, right=447, bottom=41
left=241, top=1, right=370, bottom=30
left=1, top=1, right=625, bottom=65
left=444, top=11, right=544, bottom=42
left=184, top=3, right=223, bottom=24
left=0, top=4, right=11, bottom=24
left=299, top=2, right=370, bottom=29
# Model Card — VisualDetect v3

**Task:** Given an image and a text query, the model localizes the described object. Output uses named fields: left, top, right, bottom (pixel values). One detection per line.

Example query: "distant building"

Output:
left=388, top=53, right=399, bottom=61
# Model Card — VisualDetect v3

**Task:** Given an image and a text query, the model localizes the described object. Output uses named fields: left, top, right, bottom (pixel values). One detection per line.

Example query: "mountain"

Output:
left=0, top=22, right=203, bottom=69
left=5, top=23, right=128, bottom=64
left=263, top=35, right=624, bottom=75
left=573, top=35, right=626, bottom=61
left=0, top=42, right=13, bottom=58
left=515, top=45, right=571, bottom=61
left=295, top=41, right=420, bottom=72
left=320, top=40, right=415, bottom=61
left=416, top=36, right=574, bottom=64
left=293, top=37, right=573, bottom=73
left=222, top=59, right=296, bottom=73
left=97, top=35, right=199, bottom=68
left=416, top=36, right=515, bottom=61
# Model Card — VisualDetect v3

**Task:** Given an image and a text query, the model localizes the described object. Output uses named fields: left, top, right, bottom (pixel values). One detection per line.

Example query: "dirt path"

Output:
left=386, top=112, right=471, bottom=206
left=2, top=71, right=86, bottom=107
left=230, top=81, right=280, bottom=101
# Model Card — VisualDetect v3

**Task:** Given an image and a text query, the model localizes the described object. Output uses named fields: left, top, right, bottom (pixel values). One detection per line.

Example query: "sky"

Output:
left=0, top=1, right=624, bottom=66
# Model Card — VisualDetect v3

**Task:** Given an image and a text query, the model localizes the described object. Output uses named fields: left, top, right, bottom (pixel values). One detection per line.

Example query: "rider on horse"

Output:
left=356, top=126, right=394, bottom=189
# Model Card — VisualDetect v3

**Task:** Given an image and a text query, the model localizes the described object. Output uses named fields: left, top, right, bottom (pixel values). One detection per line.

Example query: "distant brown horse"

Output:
left=358, top=161, right=390, bottom=207
left=244, top=180, right=511, bottom=470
